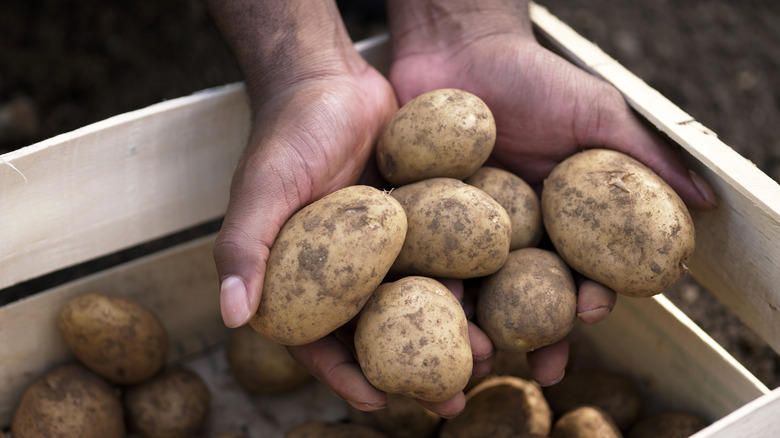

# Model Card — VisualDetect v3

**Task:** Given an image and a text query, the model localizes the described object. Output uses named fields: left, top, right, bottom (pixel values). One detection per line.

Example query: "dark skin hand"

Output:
left=206, top=0, right=717, bottom=419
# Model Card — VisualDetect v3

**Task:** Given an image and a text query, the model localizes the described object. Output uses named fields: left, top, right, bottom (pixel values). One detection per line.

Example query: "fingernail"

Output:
left=347, top=400, right=386, bottom=412
left=540, top=368, right=565, bottom=387
left=577, top=306, right=611, bottom=324
left=689, top=169, right=717, bottom=207
left=220, top=276, right=251, bottom=328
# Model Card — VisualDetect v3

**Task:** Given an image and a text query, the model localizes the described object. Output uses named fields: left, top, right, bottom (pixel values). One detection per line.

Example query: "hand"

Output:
left=386, top=0, right=716, bottom=386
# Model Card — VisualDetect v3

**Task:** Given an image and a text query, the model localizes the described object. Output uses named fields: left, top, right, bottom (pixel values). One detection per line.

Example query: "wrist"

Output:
left=386, top=0, right=534, bottom=58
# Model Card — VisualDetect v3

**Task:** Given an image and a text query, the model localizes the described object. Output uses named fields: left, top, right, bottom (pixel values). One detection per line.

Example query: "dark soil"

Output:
left=2, top=0, right=778, bottom=389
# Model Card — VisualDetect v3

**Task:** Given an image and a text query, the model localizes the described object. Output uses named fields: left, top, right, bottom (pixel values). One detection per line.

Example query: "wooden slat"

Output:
left=0, top=235, right=227, bottom=426
left=692, top=387, right=780, bottom=438
left=530, top=3, right=780, bottom=354
left=0, top=83, right=250, bottom=290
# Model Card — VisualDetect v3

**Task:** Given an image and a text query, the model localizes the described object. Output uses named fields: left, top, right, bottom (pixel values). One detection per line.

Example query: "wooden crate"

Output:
left=1, top=4, right=779, bottom=437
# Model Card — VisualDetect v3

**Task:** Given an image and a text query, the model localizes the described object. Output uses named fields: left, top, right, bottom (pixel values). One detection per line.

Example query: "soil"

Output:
left=1, top=0, right=778, bottom=390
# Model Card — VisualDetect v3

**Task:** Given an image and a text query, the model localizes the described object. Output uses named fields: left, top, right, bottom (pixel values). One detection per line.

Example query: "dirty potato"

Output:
left=251, top=185, right=407, bottom=346
left=541, top=149, right=696, bottom=297
left=354, top=276, right=472, bottom=403
left=465, top=166, right=543, bottom=250
left=57, top=292, right=168, bottom=385
left=377, top=88, right=496, bottom=186
left=551, top=406, right=623, bottom=438
left=391, top=178, right=511, bottom=279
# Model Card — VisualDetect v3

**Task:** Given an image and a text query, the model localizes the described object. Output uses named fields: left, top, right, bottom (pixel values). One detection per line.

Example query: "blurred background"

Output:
left=1, top=0, right=778, bottom=386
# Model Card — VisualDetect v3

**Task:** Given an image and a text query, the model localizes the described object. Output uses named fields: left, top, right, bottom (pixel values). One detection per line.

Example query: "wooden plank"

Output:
left=529, top=3, right=780, bottom=353
left=575, top=294, right=768, bottom=423
left=0, top=83, right=250, bottom=290
left=692, top=387, right=780, bottom=438
left=0, top=235, right=227, bottom=427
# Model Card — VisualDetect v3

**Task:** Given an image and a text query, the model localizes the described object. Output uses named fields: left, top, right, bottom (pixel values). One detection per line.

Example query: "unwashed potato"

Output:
left=355, top=276, right=472, bottom=403
left=541, top=148, right=696, bottom=297
left=58, top=292, right=168, bottom=385
left=285, top=420, right=391, bottom=438
left=543, top=369, right=643, bottom=432
left=551, top=406, right=623, bottom=438
left=225, top=325, right=312, bottom=395
left=390, top=178, right=511, bottom=278
left=348, top=393, right=441, bottom=438
left=11, top=363, right=125, bottom=438
left=124, top=365, right=210, bottom=438
left=376, top=88, right=496, bottom=186
left=465, top=166, right=543, bottom=250
left=477, top=248, right=577, bottom=353
left=251, top=185, right=407, bottom=346
left=440, top=375, right=552, bottom=438
left=627, top=411, right=707, bottom=438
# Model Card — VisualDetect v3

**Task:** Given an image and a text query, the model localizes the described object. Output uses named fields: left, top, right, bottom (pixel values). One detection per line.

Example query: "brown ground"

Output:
left=1, top=0, right=778, bottom=389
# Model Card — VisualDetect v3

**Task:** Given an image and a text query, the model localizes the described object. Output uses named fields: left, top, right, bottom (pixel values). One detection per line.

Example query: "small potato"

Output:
left=251, top=185, right=407, bottom=346
left=58, top=292, right=168, bottom=385
left=11, top=363, right=125, bottom=438
left=355, top=276, right=472, bottom=403
left=543, top=369, right=643, bottom=432
left=465, top=166, right=543, bottom=250
left=124, top=365, right=210, bottom=438
left=477, top=248, right=577, bottom=353
left=541, top=149, right=695, bottom=297
left=285, top=420, right=391, bottom=438
left=627, top=411, right=707, bottom=438
left=551, top=406, right=622, bottom=438
left=348, top=393, right=441, bottom=438
left=440, top=375, right=552, bottom=438
left=391, top=178, right=511, bottom=278
left=226, top=325, right=312, bottom=395
left=377, top=88, right=496, bottom=186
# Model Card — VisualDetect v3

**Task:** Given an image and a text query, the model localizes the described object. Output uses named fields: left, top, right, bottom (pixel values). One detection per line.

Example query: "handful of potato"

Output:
left=252, top=88, right=696, bottom=405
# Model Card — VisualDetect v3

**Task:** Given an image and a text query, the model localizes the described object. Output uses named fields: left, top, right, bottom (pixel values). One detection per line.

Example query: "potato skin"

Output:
left=391, top=178, right=511, bottom=278
left=465, top=166, right=543, bottom=250
left=355, top=276, right=472, bottom=403
left=11, top=363, right=125, bottom=438
left=542, top=149, right=695, bottom=297
left=251, top=185, right=407, bottom=346
left=551, top=406, right=622, bottom=438
left=377, top=88, right=496, bottom=186
left=477, top=248, right=577, bottom=353
left=57, top=292, right=168, bottom=385
left=225, top=325, right=312, bottom=395
left=124, top=365, right=210, bottom=438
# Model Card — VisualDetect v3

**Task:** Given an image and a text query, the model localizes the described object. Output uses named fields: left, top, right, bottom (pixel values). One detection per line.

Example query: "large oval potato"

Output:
left=58, top=292, right=168, bottom=385
left=541, top=149, right=695, bottom=297
left=391, top=178, right=511, bottom=278
left=376, top=88, right=496, bottom=186
left=355, top=276, right=472, bottom=403
left=251, top=185, right=407, bottom=345
left=465, top=166, right=543, bottom=250
left=551, top=406, right=622, bottom=438
left=477, top=248, right=577, bottom=353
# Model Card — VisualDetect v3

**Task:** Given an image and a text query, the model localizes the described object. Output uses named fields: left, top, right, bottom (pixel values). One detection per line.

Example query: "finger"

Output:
left=287, top=335, right=387, bottom=412
left=576, top=279, right=617, bottom=324
left=526, top=337, right=569, bottom=387
left=469, top=321, right=495, bottom=378
left=415, top=392, right=467, bottom=419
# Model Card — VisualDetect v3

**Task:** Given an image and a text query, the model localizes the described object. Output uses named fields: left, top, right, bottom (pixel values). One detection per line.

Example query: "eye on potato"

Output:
left=354, top=276, right=472, bottom=403
left=377, top=88, right=496, bottom=186
left=391, top=177, right=511, bottom=279
left=251, top=185, right=407, bottom=346
left=541, top=148, right=696, bottom=298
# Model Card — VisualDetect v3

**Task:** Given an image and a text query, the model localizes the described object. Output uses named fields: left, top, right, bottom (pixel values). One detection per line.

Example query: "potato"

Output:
left=285, top=420, right=391, bottom=438
left=376, top=88, right=496, bottom=186
left=440, top=375, right=552, bottom=438
left=348, top=393, right=441, bottom=438
left=390, top=178, right=511, bottom=278
left=225, top=325, right=312, bottom=395
left=465, top=166, right=543, bottom=250
left=551, top=406, right=623, bottom=438
left=124, top=365, right=210, bottom=438
left=477, top=248, right=577, bottom=353
left=627, top=411, right=707, bottom=438
left=354, top=276, right=472, bottom=403
left=543, top=369, right=643, bottom=432
left=541, top=148, right=695, bottom=297
left=58, top=292, right=168, bottom=385
left=251, top=185, right=407, bottom=346
left=11, top=363, right=125, bottom=438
